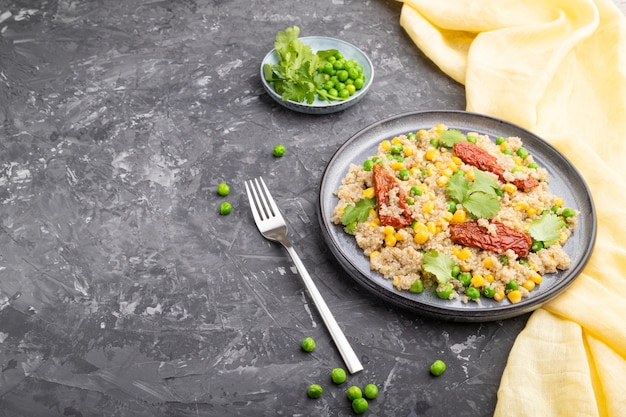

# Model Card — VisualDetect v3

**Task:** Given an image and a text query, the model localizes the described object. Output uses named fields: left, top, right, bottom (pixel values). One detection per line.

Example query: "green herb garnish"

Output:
left=423, top=250, right=455, bottom=284
left=341, top=198, right=375, bottom=231
left=439, top=129, right=466, bottom=148
left=263, top=26, right=343, bottom=103
left=446, top=168, right=501, bottom=218
left=528, top=212, right=566, bottom=247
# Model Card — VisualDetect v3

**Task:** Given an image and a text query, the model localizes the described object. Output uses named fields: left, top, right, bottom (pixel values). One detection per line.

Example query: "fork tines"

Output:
left=245, top=177, right=280, bottom=222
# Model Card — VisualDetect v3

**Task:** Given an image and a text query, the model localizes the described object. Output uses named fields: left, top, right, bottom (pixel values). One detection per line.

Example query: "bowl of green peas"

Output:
left=261, top=34, right=374, bottom=114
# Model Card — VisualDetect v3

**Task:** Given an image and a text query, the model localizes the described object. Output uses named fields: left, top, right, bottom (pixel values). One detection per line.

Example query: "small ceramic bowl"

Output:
left=260, top=36, right=374, bottom=115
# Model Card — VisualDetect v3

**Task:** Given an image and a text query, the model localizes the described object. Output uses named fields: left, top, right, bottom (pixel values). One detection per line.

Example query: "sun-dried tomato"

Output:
left=372, top=164, right=412, bottom=228
left=453, top=141, right=538, bottom=191
left=449, top=220, right=532, bottom=257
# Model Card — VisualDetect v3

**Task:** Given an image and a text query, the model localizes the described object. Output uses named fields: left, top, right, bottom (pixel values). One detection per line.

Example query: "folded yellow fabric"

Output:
left=398, top=0, right=626, bottom=415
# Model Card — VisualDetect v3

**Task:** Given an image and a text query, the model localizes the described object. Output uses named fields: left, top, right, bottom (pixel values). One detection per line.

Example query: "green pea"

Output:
left=397, top=169, right=411, bottom=181
left=447, top=200, right=457, bottom=213
left=501, top=149, right=513, bottom=155
left=346, top=84, right=356, bottom=95
left=466, top=287, right=480, bottom=299
left=409, top=278, right=424, bottom=294
left=527, top=162, right=539, bottom=169
left=506, top=280, right=519, bottom=291
left=339, top=89, right=350, bottom=99
left=219, top=202, right=232, bottom=215
left=516, top=147, right=529, bottom=159
left=363, top=383, right=379, bottom=400
left=301, top=336, right=316, bottom=352
left=348, top=67, right=360, bottom=79
left=331, top=368, right=346, bottom=384
left=561, top=207, right=576, bottom=218
left=406, top=132, right=417, bottom=140
left=430, top=139, right=440, bottom=148
left=430, top=359, right=446, bottom=376
left=458, top=272, right=472, bottom=287
left=321, top=62, right=334, bottom=75
left=531, top=240, right=544, bottom=252
left=519, top=260, right=531, bottom=268
left=363, top=159, right=374, bottom=171
left=352, top=398, right=369, bottom=414
left=273, top=144, right=286, bottom=157
left=353, top=77, right=365, bottom=90
left=307, top=384, right=323, bottom=399
left=451, top=264, right=461, bottom=277
left=323, top=80, right=334, bottom=90
left=217, top=183, right=230, bottom=196
left=496, top=137, right=507, bottom=145
left=483, top=286, right=496, bottom=298
left=328, top=87, right=338, bottom=97
left=410, top=186, right=423, bottom=196
left=467, top=135, right=477, bottom=144
left=346, top=386, right=362, bottom=401
left=511, top=166, right=524, bottom=173
left=436, top=283, right=454, bottom=299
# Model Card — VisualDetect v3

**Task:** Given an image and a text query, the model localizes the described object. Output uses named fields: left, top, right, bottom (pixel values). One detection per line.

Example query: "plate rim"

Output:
left=318, top=110, right=597, bottom=322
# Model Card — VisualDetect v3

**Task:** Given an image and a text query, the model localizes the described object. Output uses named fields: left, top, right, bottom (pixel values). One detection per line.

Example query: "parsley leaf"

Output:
left=529, top=212, right=566, bottom=247
left=439, top=129, right=466, bottom=148
left=423, top=251, right=455, bottom=284
left=263, top=26, right=341, bottom=104
left=446, top=169, right=501, bottom=218
left=341, top=198, right=375, bottom=226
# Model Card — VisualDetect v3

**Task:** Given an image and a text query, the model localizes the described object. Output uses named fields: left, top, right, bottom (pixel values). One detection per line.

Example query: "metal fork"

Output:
left=245, top=177, right=363, bottom=374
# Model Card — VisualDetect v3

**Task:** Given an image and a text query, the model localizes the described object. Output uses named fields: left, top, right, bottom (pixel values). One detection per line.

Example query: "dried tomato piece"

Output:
left=453, top=141, right=538, bottom=191
left=449, top=220, right=532, bottom=257
left=453, top=141, right=504, bottom=178
left=372, top=164, right=412, bottom=228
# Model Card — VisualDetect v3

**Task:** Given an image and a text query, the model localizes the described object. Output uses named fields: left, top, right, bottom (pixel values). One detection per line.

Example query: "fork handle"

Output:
left=284, top=246, right=364, bottom=374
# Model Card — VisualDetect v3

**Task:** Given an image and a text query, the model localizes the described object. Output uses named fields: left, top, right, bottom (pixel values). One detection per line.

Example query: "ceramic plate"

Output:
left=318, top=110, right=596, bottom=322
left=260, top=36, right=373, bottom=114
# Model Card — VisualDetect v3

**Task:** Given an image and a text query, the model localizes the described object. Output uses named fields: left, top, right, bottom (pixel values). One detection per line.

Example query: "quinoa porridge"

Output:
left=331, top=124, right=578, bottom=304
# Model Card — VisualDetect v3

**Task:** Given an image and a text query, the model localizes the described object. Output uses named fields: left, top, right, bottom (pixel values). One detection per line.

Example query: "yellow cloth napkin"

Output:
left=398, top=0, right=626, bottom=415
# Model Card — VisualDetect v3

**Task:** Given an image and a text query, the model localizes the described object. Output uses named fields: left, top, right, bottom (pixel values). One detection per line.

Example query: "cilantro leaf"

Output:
left=445, top=168, right=501, bottom=218
left=341, top=198, right=375, bottom=226
left=439, top=129, right=466, bottom=148
left=423, top=250, right=455, bottom=284
left=529, top=212, right=565, bottom=247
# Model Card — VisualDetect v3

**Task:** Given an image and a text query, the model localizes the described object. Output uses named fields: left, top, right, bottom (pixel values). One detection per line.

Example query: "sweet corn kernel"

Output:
left=395, top=232, right=406, bottom=242
left=447, top=161, right=458, bottom=172
left=522, top=280, right=536, bottom=291
left=451, top=209, right=466, bottom=224
left=368, top=218, right=380, bottom=228
left=503, top=183, right=517, bottom=194
left=413, top=230, right=429, bottom=244
left=384, top=234, right=397, bottom=247
left=442, top=168, right=454, bottom=178
left=418, top=129, right=427, bottom=136
left=470, top=274, right=485, bottom=287
left=465, top=169, right=475, bottom=181
left=523, top=223, right=530, bottom=232
left=410, top=167, right=420, bottom=176
left=514, top=201, right=529, bottom=211
left=383, top=225, right=395, bottom=235
left=436, top=176, right=448, bottom=187
left=457, top=248, right=472, bottom=261
left=530, top=272, right=543, bottom=284
left=425, top=148, right=439, bottom=161
left=434, top=161, right=443, bottom=169
left=391, top=136, right=401, bottom=145
left=390, top=161, right=404, bottom=171
left=485, top=274, right=495, bottom=283
left=443, top=211, right=454, bottom=222
left=369, top=250, right=380, bottom=259
left=507, top=290, right=523, bottom=304
left=435, top=123, right=446, bottom=133
left=483, top=257, right=494, bottom=269
left=427, top=166, right=436, bottom=177
left=404, top=147, right=414, bottom=157
left=526, top=207, right=538, bottom=217
left=392, top=276, right=400, bottom=287
left=423, top=201, right=435, bottom=213
left=426, top=221, right=437, bottom=234
left=369, top=209, right=377, bottom=216
left=363, top=187, right=375, bottom=199
left=452, top=247, right=460, bottom=256
left=451, top=156, right=463, bottom=165
left=381, top=140, right=391, bottom=151
left=559, top=231, right=569, bottom=245
left=555, top=197, right=564, bottom=207
left=428, top=192, right=436, bottom=200
left=494, top=289, right=506, bottom=302
left=500, top=142, right=508, bottom=151
left=513, top=156, right=523, bottom=166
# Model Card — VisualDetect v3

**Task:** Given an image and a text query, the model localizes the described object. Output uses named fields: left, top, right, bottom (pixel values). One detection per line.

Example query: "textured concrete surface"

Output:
left=1, top=1, right=621, bottom=416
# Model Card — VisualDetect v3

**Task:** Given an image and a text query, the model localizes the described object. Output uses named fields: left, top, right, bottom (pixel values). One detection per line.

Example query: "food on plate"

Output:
left=331, top=124, right=578, bottom=304
left=263, top=26, right=367, bottom=104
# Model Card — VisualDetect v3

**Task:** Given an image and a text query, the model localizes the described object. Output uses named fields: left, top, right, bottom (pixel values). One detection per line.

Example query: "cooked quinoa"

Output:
left=331, top=124, right=578, bottom=304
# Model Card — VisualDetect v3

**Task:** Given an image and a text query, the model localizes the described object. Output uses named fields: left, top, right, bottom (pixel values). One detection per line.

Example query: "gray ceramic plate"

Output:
left=260, top=36, right=373, bottom=114
left=318, top=110, right=596, bottom=322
